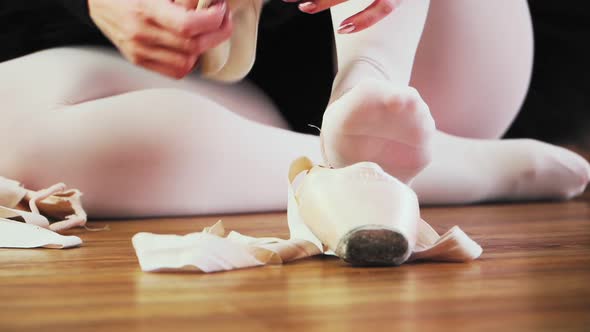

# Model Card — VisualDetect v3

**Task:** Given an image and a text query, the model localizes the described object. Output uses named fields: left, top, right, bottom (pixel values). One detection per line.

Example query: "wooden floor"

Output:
left=1, top=178, right=589, bottom=331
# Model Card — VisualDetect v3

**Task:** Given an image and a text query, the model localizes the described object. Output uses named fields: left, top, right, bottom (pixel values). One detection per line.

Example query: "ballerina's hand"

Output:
left=287, top=0, right=403, bottom=34
left=88, top=0, right=232, bottom=79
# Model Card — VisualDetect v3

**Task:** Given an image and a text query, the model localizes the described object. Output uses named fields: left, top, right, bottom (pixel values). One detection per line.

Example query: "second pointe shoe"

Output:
left=197, top=0, right=263, bottom=82
left=287, top=157, right=483, bottom=266
left=288, top=157, right=420, bottom=266
left=0, top=176, right=88, bottom=232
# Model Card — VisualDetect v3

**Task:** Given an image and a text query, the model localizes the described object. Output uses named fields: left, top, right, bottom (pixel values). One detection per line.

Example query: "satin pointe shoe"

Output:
left=197, top=0, right=263, bottom=82
left=288, top=157, right=420, bottom=266
left=288, top=157, right=483, bottom=266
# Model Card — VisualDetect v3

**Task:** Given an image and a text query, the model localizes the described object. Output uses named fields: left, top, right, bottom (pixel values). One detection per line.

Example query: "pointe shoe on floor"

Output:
left=287, top=157, right=482, bottom=266
left=289, top=157, right=419, bottom=265
left=1, top=177, right=84, bottom=249
left=0, top=176, right=87, bottom=232
left=197, top=0, right=263, bottom=82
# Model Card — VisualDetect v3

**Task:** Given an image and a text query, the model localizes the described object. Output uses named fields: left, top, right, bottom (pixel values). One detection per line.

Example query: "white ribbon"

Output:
left=0, top=219, right=81, bottom=249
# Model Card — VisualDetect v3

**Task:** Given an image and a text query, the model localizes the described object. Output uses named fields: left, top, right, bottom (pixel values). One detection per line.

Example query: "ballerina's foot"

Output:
left=321, top=79, right=435, bottom=183
left=502, top=139, right=590, bottom=200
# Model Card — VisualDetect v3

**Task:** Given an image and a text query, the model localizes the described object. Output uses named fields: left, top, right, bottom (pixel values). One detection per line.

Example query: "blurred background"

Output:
left=505, top=0, right=589, bottom=149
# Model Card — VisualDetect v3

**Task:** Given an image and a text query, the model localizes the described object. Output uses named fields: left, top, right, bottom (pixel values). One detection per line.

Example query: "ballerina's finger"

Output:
left=336, top=0, right=401, bottom=34
left=296, top=0, right=402, bottom=34
left=145, top=0, right=226, bottom=37
left=296, top=0, right=347, bottom=14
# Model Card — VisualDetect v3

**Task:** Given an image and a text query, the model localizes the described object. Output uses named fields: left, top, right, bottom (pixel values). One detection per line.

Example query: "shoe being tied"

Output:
left=198, top=0, right=263, bottom=82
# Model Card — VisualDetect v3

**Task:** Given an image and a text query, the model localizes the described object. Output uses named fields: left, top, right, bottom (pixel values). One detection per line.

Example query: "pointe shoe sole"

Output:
left=336, top=225, right=410, bottom=266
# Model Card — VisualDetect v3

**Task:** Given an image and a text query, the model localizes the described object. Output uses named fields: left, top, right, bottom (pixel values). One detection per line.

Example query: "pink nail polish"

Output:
left=298, top=2, right=317, bottom=12
left=337, top=23, right=355, bottom=34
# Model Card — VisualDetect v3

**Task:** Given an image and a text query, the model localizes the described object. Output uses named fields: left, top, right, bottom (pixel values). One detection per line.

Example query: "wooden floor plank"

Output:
left=1, top=176, right=589, bottom=331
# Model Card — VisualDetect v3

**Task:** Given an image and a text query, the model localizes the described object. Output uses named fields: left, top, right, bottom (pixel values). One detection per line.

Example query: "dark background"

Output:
left=505, top=0, right=590, bottom=148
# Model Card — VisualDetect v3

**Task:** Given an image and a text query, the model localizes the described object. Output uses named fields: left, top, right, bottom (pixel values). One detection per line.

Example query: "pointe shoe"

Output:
left=1, top=177, right=83, bottom=248
left=197, top=0, right=263, bottom=82
left=287, top=157, right=483, bottom=266
left=288, top=157, right=420, bottom=266
left=0, top=176, right=27, bottom=207
left=0, top=176, right=88, bottom=232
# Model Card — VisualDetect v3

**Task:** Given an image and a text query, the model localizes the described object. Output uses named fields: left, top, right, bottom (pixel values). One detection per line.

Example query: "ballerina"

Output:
left=0, top=0, right=587, bottom=218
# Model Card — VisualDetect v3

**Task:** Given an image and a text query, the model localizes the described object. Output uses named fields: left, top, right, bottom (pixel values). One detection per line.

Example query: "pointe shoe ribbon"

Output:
left=133, top=220, right=322, bottom=273
left=197, top=0, right=263, bottom=82
left=409, top=219, right=482, bottom=262
left=0, top=176, right=87, bottom=248
left=0, top=219, right=82, bottom=249
left=287, top=157, right=483, bottom=265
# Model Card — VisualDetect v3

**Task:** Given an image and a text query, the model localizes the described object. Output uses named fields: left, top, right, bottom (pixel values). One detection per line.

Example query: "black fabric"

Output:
left=248, top=2, right=334, bottom=134
left=0, top=1, right=111, bottom=62
left=56, top=0, right=96, bottom=26
left=0, top=1, right=308, bottom=63
left=505, top=0, right=590, bottom=145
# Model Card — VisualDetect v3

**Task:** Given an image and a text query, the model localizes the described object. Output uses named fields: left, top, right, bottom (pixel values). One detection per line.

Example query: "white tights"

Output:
left=1, top=0, right=588, bottom=218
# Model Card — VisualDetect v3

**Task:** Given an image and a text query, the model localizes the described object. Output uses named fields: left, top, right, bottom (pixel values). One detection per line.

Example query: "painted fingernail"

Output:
left=298, top=2, right=317, bottom=12
left=337, top=23, right=355, bottom=34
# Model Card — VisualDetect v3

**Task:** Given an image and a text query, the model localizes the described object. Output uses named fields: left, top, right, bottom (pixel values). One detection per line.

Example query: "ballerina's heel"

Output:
left=288, top=157, right=420, bottom=266
left=197, top=0, right=263, bottom=82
